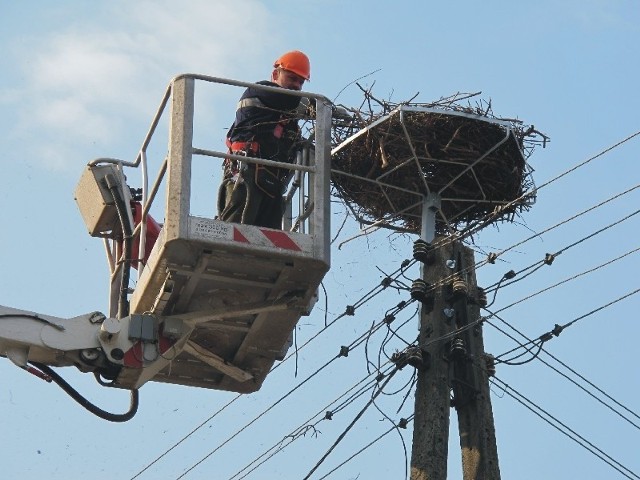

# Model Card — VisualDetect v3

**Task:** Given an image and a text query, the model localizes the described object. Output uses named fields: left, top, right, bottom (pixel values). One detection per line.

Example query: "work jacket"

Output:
left=226, top=80, right=303, bottom=165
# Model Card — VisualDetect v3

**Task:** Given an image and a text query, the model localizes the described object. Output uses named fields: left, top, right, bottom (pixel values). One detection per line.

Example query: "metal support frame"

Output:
left=331, top=105, right=525, bottom=234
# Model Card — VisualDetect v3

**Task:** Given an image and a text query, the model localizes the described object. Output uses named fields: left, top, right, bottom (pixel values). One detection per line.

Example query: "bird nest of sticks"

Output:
left=331, top=90, right=548, bottom=236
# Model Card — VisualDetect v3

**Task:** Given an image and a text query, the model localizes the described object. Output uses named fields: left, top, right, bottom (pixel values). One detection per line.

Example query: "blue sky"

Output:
left=1, top=1, right=639, bottom=479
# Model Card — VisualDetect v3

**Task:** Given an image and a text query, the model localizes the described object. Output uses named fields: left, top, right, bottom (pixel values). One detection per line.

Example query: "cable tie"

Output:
left=381, top=276, right=393, bottom=288
left=539, top=332, right=553, bottom=343
left=345, top=305, right=355, bottom=316
left=384, top=314, right=395, bottom=324
left=398, top=418, right=408, bottom=429
left=339, top=346, right=350, bottom=357
left=397, top=300, right=407, bottom=309
left=487, top=252, right=498, bottom=264
left=375, top=372, right=386, bottom=382
left=551, top=324, right=564, bottom=337
left=401, top=259, right=411, bottom=269
left=504, top=270, right=516, bottom=280
left=324, top=411, right=333, bottom=420
left=544, top=253, right=556, bottom=265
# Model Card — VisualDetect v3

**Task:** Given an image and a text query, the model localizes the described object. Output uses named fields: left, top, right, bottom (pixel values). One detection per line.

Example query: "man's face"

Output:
left=273, top=68, right=306, bottom=91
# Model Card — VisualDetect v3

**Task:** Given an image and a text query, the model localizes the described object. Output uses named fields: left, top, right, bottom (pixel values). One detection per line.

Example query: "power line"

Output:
left=492, top=375, right=640, bottom=479
left=131, top=259, right=417, bottom=478
left=455, top=129, right=640, bottom=242
left=482, top=183, right=640, bottom=289
left=130, top=394, right=242, bottom=479
left=316, top=416, right=414, bottom=480
left=175, top=295, right=418, bottom=479
left=487, top=245, right=640, bottom=314
left=419, top=182, right=640, bottom=313
left=302, top=368, right=400, bottom=480
left=228, top=365, right=395, bottom=480
left=534, top=129, right=640, bottom=192
left=488, top=309, right=640, bottom=431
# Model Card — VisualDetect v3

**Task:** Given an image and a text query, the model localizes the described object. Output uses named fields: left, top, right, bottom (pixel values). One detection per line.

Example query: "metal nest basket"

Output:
left=331, top=96, right=547, bottom=236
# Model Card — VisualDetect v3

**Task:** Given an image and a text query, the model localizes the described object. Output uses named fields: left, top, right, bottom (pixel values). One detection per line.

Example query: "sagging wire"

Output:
left=376, top=265, right=412, bottom=292
left=379, top=306, right=421, bottom=369
left=494, top=285, right=640, bottom=364
left=364, top=299, right=417, bottom=375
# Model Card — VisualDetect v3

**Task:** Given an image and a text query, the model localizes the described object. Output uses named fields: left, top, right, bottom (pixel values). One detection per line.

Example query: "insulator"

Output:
left=406, top=346, right=423, bottom=369
left=452, top=276, right=469, bottom=298
left=410, top=279, right=429, bottom=302
left=450, top=338, right=466, bottom=358
left=413, top=239, right=435, bottom=265
left=484, top=354, right=496, bottom=377
left=477, top=287, right=488, bottom=307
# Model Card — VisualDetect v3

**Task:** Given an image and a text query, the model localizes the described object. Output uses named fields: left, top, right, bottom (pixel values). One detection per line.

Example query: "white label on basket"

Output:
left=190, top=217, right=232, bottom=240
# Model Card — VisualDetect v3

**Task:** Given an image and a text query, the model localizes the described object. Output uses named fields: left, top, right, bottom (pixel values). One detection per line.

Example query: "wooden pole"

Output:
left=410, top=239, right=501, bottom=480
left=453, top=245, right=501, bottom=480
left=410, top=238, right=453, bottom=480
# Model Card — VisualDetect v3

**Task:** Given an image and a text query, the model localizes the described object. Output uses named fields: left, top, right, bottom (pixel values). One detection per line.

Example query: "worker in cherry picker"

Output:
left=218, top=50, right=311, bottom=229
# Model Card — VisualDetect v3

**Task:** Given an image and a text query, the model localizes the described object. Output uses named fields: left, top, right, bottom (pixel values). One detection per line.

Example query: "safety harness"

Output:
left=224, top=96, right=299, bottom=198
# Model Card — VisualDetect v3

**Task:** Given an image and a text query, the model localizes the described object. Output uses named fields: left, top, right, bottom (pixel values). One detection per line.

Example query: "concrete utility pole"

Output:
left=410, top=237, right=500, bottom=480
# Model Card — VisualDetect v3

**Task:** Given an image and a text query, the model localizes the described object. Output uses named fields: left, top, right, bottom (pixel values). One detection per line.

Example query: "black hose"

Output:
left=105, top=174, right=133, bottom=319
left=30, top=362, right=139, bottom=422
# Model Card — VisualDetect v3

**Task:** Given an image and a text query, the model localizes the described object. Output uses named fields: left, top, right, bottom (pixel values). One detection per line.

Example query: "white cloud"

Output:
left=5, top=0, right=282, bottom=171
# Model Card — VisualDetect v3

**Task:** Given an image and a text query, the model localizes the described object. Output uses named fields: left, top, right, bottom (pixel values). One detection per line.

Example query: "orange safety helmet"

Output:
left=273, top=50, right=311, bottom=81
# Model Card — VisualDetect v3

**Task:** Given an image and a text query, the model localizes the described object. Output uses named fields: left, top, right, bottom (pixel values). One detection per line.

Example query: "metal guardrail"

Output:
left=88, top=75, right=332, bottom=289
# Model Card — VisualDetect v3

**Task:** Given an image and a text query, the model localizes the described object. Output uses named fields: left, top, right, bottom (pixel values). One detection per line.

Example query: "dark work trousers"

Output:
left=219, top=166, right=284, bottom=229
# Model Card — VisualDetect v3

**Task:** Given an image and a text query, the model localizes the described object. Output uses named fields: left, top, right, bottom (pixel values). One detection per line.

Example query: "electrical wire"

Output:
left=488, top=308, right=640, bottom=431
left=175, top=300, right=414, bottom=479
left=132, top=260, right=416, bottom=478
left=487, top=245, right=640, bottom=315
left=130, top=394, right=242, bottom=479
left=228, top=364, right=397, bottom=480
left=315, top=416, right=414, bottom=480
left=492, top=375, right=640, bottom=480
left=453, top=129, right=640, bottom=242
left=479, top=181, right=640, bottom=289
left=302, top=368, right=399, bottom=479
left=140, top=131, right=640, bottom=479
